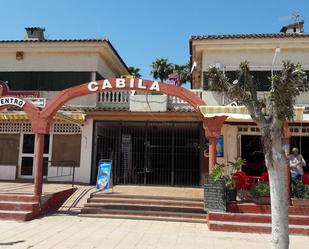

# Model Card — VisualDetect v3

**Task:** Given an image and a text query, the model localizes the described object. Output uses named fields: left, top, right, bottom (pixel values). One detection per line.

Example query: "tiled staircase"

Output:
left=80, top=192, right=206, bottom=223
left=207, top=202, right=309, bottom=236
left=0, top=194, right=40, bottom=221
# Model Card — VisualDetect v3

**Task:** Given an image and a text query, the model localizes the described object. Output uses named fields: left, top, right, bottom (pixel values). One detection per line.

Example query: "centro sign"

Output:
left=87, top=79, right=160, bottom=92
left=0, top=97, right=26, bottom=108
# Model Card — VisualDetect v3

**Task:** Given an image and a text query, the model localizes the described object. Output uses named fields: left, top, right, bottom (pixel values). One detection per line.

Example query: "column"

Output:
left=91, top=72, right=96, bottom=82
left=203, top=116, right=227, bottom=174
left=208, top=136, right=217, bottom=173
left=34, top=133, right=45, bottom=197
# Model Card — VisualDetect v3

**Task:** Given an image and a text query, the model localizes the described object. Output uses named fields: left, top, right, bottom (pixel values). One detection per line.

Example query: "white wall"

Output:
left=77, top=119, right=94, bottom=183
left=216, top=124, right=238, bottom=165
left=0, top=51, right=118, bottom=79
left=40, top=91, right=97, bottom=107
left=0, top=165, right=16, bottom=180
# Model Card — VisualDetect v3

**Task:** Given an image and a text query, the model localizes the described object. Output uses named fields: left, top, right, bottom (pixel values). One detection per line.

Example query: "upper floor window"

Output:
left=0, top=72, right=103, bottom=91
left=203, top=70, right=281, bottom=91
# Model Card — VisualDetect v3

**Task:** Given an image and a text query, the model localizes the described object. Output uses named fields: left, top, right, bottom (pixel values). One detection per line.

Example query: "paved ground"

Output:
left=0, top=214, right=308, bottom=249
left=0, top=181, right=79, bottom=195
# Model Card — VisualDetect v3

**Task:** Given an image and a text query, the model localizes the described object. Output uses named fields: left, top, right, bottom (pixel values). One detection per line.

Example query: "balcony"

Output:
left=97, top=90, right=203, bottom=111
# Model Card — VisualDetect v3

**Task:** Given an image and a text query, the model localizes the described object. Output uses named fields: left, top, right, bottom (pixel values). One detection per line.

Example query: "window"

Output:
left=0, top=72, right=103, bottom=91
left=52, top=135, right=81, bottom=167
left=0, top=134, right=19, bottom=165
left=203, top=71, right=272, bottom=91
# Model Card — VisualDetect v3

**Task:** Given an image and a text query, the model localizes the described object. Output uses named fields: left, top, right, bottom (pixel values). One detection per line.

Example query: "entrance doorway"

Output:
left=92, top=121, right=202, bottom=186
left=240, top=135, right=265, bottom=176
left=18, top=133, right=50, bottom=179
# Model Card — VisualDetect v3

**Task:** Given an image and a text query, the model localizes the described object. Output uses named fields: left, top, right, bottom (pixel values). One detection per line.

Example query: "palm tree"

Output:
left=128, top=66, right=141, bottom=78
left=150, top=58, right=173, bottom=82
left=173, top=63, right=191, bottom=86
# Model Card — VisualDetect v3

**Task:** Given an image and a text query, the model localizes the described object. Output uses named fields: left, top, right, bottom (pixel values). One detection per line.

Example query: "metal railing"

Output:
left=45, top=160, right=76, bottom=187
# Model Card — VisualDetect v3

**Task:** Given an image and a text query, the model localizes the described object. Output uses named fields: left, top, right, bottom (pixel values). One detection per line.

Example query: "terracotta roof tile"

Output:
left=0, top=38, right=108, bottom=43
left=190, top=33, right=309, bottom=40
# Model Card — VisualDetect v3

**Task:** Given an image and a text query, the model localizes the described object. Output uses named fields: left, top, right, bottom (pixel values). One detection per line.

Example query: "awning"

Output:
left=0, top=111, right=86, bottom=124
left=54, top=112, right=86, bottom=125
left=198, top=106, right=305, bottom=122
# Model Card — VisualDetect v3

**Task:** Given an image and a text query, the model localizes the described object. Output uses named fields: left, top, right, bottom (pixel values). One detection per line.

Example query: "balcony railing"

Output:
left=98, top=90, right=130, bottom=108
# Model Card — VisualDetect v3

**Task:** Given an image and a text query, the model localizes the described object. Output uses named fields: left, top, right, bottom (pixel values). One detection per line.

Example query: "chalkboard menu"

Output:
left=204, top=176, right=226, bottom=212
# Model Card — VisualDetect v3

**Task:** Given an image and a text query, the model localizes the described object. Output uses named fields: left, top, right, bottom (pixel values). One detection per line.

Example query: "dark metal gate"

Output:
left=93, top=122, right=201, bottom=186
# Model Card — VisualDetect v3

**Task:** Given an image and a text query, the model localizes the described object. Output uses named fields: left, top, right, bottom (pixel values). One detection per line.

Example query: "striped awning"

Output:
left=0, top=111, right=86, bottom=124
left=198, top=106, right=305, bottom=122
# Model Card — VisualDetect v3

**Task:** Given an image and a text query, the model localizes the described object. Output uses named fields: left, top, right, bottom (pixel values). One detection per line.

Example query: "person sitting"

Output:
left=288, top=147, right=306, bottom=181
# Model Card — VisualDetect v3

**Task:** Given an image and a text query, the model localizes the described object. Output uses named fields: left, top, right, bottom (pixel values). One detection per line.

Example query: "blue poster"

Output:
left=96, top=160, right=112, bottom=190
left=216, top=136, right=224, bottom=157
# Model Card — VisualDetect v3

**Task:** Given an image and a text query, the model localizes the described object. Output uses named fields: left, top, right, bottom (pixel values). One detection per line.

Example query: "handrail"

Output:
left=45, top=160, right=76, bottom=187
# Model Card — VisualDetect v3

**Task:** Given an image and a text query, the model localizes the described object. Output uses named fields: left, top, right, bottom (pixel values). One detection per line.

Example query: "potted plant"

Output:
left=226, top=158, right=246, bottom=201
left=291, top=179, right=309, bottom=206
left=210, top=158, right=246, bottom=202
left=250, top=181, right=270, bottom=204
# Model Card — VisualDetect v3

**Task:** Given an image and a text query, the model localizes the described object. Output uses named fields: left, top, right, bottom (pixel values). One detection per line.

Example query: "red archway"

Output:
left=14, top=78, right=226, bottom=198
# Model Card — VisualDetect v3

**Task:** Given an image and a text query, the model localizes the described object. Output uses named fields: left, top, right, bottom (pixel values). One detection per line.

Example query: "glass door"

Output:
left=18, top=133, right=50, bottom=179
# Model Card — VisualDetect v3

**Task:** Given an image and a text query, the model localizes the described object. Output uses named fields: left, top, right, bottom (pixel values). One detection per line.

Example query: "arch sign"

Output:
left=0, top=96, right=26, bottom=108
left=87, top=78, right=160, bottom=92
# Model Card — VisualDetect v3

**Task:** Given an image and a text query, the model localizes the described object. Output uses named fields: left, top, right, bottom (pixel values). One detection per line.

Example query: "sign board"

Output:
left=0, top=97, right=25, bottom=108
left=216, top=136, right=224, bottom=157
left=28, top=98, right=46, bottom=108
left=204, top=176, right=226, bottom=212
left=96, top=160, right=112, bottom=190
left=87, top=78, right=160, bottom=92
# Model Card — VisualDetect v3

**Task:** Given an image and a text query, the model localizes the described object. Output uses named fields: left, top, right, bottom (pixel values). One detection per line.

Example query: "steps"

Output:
left=80, top=193, right=206, bottom=223
left=207, top=202, right=309, bottom=236
left=0, top=194, right=40, bottom=221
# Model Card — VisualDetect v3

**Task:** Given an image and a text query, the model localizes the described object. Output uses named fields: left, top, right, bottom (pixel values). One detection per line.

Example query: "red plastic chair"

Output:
left=261, top=172, right=269, bottom=183
left=303, top=173, right=309, bottom=185
left=233, top=172, right=254, bottom=190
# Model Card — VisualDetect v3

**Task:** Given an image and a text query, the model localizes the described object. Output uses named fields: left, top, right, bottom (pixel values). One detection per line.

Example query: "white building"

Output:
left=190, top=21, right=309, bottom=175
left=0, top=27, right=130, bottom=183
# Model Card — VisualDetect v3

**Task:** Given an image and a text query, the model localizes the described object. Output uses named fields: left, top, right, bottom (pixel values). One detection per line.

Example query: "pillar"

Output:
left=203, top=116, right=227, bottom=174
left=34, top=133, right=45, bottom=197
left=208, top=136, right=217, bottom=173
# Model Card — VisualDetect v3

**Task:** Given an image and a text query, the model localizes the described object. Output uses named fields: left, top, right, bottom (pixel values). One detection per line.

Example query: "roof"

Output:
left=0, top=38, right=130, bottom=74
left=0, top=38, right=107, bottom=43
left=25, top=27, right=45, bottom=31
left=189, top=32, right=309, bottom=63
left=190, top=32, right=309, bottom=41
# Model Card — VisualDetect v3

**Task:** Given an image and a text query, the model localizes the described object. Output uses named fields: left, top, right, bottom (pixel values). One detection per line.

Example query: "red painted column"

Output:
left=208, top=136, right=217, bottom=173
left=34, top=133, right=45, bottom=197
left=203, top=116, right=227, bottom=175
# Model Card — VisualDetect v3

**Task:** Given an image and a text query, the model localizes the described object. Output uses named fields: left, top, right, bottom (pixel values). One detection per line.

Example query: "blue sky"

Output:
left=1, top=0, right=309, bottom=78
